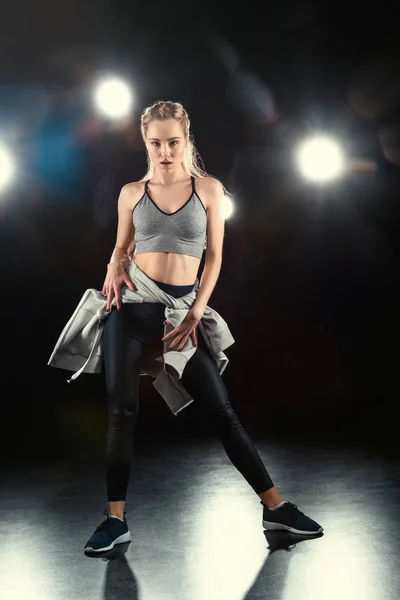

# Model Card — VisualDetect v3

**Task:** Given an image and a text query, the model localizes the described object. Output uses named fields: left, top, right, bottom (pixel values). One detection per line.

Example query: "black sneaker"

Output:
left=261, top=501, right=323, bottom=535
left=84, top=509, right=131, bottom=553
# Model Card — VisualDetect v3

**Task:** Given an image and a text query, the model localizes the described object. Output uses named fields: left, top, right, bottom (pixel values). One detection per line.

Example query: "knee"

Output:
left=213, top=402, right=242, bottom=429
left=108, top=393, right=139, bottom=428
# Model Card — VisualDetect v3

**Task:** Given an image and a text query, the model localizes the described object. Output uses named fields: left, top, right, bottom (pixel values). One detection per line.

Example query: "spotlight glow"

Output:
left=0, top=144, right=15, bottom=190
left=222, top=195, right=234, bottom=219
left=94, top=77, right=133, bottom=119
left=296, top=136, right=344, bottom=182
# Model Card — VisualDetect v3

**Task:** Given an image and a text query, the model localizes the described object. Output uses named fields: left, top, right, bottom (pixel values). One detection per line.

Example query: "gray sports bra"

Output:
left=132, top=176, right=207, bottom=259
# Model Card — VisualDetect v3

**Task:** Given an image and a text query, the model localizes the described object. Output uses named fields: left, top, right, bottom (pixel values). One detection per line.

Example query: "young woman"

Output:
left=84, top=100, right=323, bottom=553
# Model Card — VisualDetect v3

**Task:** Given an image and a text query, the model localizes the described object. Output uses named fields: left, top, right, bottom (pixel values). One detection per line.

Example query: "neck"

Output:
left=151, top=164, right=190, bottom=185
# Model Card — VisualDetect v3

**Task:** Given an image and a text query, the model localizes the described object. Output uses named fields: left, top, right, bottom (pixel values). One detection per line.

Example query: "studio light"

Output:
left=0, top=144, right=15, bottom=191
left=93, top=76, right=133, bottom=119
left=296, top=136, right=344, bottom=182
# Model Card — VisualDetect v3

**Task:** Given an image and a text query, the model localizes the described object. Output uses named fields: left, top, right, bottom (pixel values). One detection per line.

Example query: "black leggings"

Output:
left=102, top=279, right=274, bottom=502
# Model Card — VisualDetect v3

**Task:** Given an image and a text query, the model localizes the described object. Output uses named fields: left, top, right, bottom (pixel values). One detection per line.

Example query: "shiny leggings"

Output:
left=102, top=283, right=274, bottom=502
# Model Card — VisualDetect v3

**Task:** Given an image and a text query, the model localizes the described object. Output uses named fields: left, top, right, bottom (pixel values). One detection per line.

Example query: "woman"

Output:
left=84, top=100, right=323, bottom=553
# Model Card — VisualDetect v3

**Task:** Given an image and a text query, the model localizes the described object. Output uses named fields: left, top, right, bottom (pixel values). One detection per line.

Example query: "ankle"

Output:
left=258, top=487, right=285, bottom=509
left=264, top=499, right=286, bottom=511
left=109, top=510, right=125, bottom=520
left=108, top=500, right=126, bottom=520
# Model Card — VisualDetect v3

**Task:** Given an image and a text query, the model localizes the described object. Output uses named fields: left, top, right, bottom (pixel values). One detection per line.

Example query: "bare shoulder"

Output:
left=194, top=177, right=224, bottom=209
left=119, top=181, right=146, bottom=211
left=195, top=176, right=224, bottom=194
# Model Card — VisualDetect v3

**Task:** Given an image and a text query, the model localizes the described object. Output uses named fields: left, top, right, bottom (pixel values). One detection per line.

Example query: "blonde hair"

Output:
left=139, top=100, right=208, bottom=181
left=128, top=100, right=210, bottom=258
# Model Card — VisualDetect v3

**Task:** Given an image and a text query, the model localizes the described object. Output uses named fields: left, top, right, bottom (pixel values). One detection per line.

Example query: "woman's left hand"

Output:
left=161, top=307, right=204, bottom=351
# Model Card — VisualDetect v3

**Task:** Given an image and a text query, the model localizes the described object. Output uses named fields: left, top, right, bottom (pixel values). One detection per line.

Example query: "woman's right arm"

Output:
left=103, top=183, right=142, bottom=311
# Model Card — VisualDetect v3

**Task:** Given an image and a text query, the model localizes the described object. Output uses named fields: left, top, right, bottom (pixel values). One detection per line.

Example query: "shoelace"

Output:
left=282, top=502, right=307, bottom=525
left=285, top=502, right=304, bottom=516
left=94, top=509, right=126, bottom=533
left=94, top=509, right=111, bottom=534
left=263, top=501, right=305, bottom=519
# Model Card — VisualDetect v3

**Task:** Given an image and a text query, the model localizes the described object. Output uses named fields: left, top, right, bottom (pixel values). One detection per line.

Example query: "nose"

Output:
left=160, top=143, right=172, bottom=156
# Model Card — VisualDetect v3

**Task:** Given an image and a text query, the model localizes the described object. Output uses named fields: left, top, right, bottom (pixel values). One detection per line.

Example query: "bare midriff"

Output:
left=133, top=252, right=201, bottom=286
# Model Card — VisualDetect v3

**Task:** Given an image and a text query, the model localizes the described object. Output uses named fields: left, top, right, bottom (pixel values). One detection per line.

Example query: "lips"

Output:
left=161, top=160, right=172, bottom=165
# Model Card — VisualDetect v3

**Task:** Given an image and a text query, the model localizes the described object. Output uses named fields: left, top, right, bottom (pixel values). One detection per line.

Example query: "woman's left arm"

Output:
left=191, top=178, right=226, bottom=318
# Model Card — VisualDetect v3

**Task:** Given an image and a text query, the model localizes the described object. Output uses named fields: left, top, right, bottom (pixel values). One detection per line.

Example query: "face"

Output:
left=145, top=119, right=188, bottom=171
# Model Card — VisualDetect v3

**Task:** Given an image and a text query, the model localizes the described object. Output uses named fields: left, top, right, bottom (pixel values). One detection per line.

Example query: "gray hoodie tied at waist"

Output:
left=47, top=261, right=235, bottom=416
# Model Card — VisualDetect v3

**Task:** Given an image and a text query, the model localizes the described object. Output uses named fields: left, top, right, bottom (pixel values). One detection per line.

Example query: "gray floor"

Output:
left=1, top=437, right=399, bottom=600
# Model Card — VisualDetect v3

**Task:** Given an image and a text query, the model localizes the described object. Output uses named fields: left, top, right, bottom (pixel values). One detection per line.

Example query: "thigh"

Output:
left=180, top=329, right=232, bottom=416
left=102, top=308, right=145, bottom=410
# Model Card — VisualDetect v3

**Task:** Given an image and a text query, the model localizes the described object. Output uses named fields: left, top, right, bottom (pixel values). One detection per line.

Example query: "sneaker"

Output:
left=84, top=509, right=131, bottom=552
left=261, top=501, right=323, bottom=535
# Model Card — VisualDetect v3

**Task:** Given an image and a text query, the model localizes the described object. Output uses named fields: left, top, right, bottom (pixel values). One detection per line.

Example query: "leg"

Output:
left=102, top=307, right=145, bottom=517
left=181, top=331, right=282, bottom=505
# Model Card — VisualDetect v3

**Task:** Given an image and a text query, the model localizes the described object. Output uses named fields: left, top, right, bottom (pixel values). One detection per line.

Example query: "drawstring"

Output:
left=67, top=317, right=104, bottom=383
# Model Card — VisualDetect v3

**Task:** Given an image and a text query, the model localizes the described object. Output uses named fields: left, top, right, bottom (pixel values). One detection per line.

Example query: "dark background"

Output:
left=1, top=1, right=399, bottom=466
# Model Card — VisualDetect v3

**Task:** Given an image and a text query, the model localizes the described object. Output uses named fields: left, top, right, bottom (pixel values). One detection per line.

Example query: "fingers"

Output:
left=105, top=289, right=113, bottom=312
left=177, top=335, right=188, bottom=351
left=161, top=322, right=177, bottom=342
left=124, top=276, right=137, bottom=292
left=103, top=275, right=110, bottom=299
left=104, top=279, right=136, bottom=313
left=168, top=333, right=185, bottom=350
left=176, top=328, right=198, bottom=351
left=114, top=286, right=121, bottom=311
left=162, top=323, right=199, bottom=351
left=192, top=330, right=197, bottom=347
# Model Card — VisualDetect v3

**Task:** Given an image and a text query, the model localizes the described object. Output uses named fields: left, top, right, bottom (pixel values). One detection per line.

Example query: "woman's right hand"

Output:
left=102, top=262, right=137, bottom=312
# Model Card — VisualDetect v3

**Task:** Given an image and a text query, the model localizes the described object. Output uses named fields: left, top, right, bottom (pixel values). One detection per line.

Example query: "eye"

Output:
left=170, top=141, right=178, bottom=146
left=151, top=141, right=159, bottom=147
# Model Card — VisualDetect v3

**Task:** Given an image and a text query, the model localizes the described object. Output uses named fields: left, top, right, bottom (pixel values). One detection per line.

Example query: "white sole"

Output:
left=262, top=521, right=323, bottom=535
left=85, top=530, right=131, bottom=552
